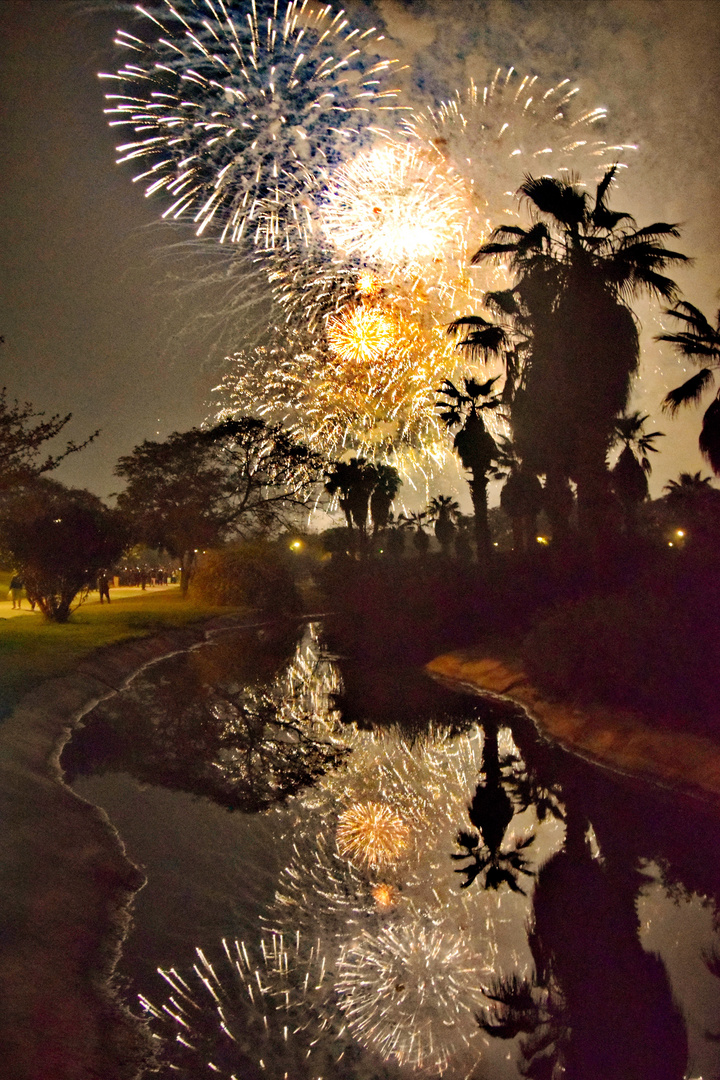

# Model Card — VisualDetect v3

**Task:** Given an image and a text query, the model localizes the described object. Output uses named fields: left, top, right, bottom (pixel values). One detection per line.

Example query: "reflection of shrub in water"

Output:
left=140, top=932, right=402, bottom=1080
left=190, top=543, right=301, bottom=613
left=64, top=624, right=347, bottom=812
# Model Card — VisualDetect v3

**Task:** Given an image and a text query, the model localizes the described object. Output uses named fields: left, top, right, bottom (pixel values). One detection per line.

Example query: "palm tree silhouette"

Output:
left=369, top=463, right=402, bottom=537
left=462, top=167, right=687, bottom=539
left=325, top=458, right=383, bottom=554
left=658, top=300, right=720, bottom=474
left=436, top=376, right=501, bottom=562
left=452, top=720, right=536, bottom=893
left=610, top=412, right=664, bottom=531
left=494, top=436, right=545, bottom=552
left=427, top=495, right=460, bottom=557
left=399, top=510, right=430, bottom=557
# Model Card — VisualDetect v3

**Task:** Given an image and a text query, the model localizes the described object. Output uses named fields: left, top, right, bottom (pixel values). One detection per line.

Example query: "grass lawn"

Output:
left=0, top=583, right=242, bottom=720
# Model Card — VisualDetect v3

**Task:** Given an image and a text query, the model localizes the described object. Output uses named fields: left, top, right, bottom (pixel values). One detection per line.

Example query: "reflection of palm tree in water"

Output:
left=478, top=809, right=688, bottom=1079
left=452, top=719, right=537, bottom=892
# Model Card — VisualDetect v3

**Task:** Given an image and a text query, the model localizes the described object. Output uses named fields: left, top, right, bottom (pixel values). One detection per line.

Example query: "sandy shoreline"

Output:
left=427, top=651, right=720, bottom=812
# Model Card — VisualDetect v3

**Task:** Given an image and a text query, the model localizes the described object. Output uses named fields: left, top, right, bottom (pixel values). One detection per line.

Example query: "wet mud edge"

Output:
left=427, top=652, right=720, bottom=813
left=0, top=614, right=255, bottom=1080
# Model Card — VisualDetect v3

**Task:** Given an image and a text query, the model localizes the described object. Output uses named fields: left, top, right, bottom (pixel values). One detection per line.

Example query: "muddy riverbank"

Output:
left=0, top=615, right=252, bottom=1080
left=428, top=651, right=720, bottom=811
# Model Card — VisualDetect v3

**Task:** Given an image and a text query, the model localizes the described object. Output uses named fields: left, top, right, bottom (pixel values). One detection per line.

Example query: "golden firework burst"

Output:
left=371, top=882, right=401, bottom=910
left=325, top=305, right=398, bottom=365
left=337, top=802, right=411, bottom=869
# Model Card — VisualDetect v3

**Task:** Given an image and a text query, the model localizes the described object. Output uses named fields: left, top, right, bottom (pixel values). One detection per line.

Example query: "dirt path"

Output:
left=427, top=651, right=720, bottom=811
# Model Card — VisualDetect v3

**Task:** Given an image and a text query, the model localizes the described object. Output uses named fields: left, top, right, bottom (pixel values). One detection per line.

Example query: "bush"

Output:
left=190, top=543, right=301, bottom=614
left=0, top=480, right=127, bottom=621
left=522, top=580, right=720, bottom=735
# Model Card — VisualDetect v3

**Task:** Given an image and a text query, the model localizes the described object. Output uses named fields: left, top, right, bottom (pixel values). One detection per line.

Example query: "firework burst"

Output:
left=337, top=801, right=411, bottom=869
left=336, top=923, right=491, bottom=1075
left=403, top=68, right=636, bottom=228
left=213, top=290, right=501, bottom=473
left=318, top=142, right=481, bottom=293
left=100, top=0, right=404, bottom=247
left=140, top=931, right=403, bottom=1079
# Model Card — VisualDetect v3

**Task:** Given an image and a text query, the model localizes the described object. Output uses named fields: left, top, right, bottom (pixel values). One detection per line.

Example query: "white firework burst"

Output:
left=403, top=67, right=636, bottom=229
left=140, top=931, right=403, bottom=1078
left=100, top=0, right=404, bottom=247
left=318, top=142, right=482, bottom=300
left=336, top=922, right=491, bottom=1075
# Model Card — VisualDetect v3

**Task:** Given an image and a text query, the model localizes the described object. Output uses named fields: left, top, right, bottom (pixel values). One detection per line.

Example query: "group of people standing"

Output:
left=6, top=572, right=114, bottom=609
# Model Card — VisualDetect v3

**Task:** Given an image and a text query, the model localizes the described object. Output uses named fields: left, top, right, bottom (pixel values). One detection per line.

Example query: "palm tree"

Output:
left=452, top=719, right=536, bottom=894
left=436, top=376, right=501, bottom=562
left=658, top=301, right=720, bottom=474
left=399, top=510, right=430, bottom=557
left=324, top=458, right=379, bottom=553
left=426, top=495, right=460, bottom=557
left=494, top=436, right=544, bottom=552
left=464, top=167, right=688, bottom=538
left=661, top=471, right=720, bottom=544
left=369, top=463, right=402, bottom=536
left=610, top=412, right=664, bottom=531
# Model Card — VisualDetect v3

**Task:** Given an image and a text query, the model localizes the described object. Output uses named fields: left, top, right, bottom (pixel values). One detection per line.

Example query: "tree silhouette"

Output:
left=494, top=436, right=545, bottom=552
left=0, top=480, right=127, bottom=621
left=451, top=720, right=537, bottom=894
left=117, top=418, right=323, bottom=591
left=610, top=412, right=663, bottom=531
left=658, top=300, right=720, bottom=474
left=369, top=463, right=402, bottom=536
left=463, top=167, right=687, bottom=538
left=427, top=495, right=460, bottom=557
left=399, top=510, right=430, bottom=557
left=0, top=386, right=98, bottom=492
left=436, top=376, right=501, bottom=562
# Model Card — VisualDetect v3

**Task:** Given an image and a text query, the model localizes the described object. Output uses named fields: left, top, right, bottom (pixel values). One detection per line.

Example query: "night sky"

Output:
left=1, top=0, right=719, bottom=498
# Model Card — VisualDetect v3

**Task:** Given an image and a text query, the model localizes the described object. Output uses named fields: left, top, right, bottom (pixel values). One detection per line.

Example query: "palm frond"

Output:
left=662, top=368, right=716, bottom=414
left=484, top=289, right=521, bottom=317
left=699, top=397, right=720, bottom=476
left=630, top=222, right=682, bottom=241
left=447, top=314, right=497, bottom=336
left=593, top=165, right=618, bottom=210
left=465, top=375, right=501, bottom=398
left=656, top=331, right=720, bottom=358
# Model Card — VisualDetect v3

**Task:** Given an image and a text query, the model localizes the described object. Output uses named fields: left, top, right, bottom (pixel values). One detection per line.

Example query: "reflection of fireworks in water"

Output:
left=140, top=932, right=402, bottom=1079
left=403, top=68, right=635, bottom=228
left=336, top=923, right=491, bottom=1074
left=101, top=0, right=402, bottom=247
left=337, top=801, right=411, bottom=868
left=146, top=720, right=548, bottom=1078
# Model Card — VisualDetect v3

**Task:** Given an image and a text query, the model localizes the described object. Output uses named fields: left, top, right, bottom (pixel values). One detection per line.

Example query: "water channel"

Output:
left=62, top=620, right=720, bottom=1080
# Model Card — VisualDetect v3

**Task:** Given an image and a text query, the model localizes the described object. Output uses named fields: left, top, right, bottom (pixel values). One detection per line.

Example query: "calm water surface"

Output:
left=63, top=621, right=720, bottom=1080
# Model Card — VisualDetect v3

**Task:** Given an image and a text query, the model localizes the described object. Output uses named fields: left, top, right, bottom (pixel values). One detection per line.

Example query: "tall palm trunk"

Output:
left=469, top=472, right=492, bottom=564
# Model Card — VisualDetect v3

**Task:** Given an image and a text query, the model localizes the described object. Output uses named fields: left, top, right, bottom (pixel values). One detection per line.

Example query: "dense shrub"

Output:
left=522, top=578, right=720, bottom=735
left=190, top=543, right=301, bottom=613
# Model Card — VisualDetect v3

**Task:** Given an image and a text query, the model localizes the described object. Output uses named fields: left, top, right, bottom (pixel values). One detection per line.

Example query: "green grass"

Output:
left=0, top=589, right=242, bottom=720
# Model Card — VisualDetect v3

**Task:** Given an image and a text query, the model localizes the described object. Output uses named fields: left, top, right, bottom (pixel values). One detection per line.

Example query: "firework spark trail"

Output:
left=402, top=67, right=636, bottom=230
left=140, top=931, right=404, bottom=1079
left=100, top=0, right=405, bottom=248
